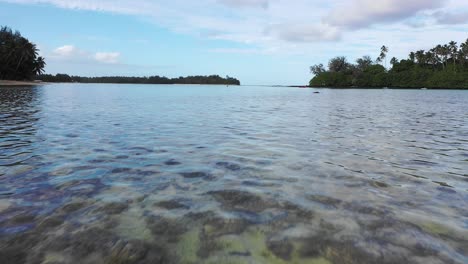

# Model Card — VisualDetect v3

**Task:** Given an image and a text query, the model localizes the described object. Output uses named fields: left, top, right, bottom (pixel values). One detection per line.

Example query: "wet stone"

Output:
left=154, top=200, right=189, bottom=210
left=164, top=159, right=181, bottom=166
left=216, top=161, right=242, bottom=171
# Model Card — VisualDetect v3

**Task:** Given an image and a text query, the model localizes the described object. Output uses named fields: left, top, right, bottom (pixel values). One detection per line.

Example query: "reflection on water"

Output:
left=0, top=84, right=467, bottom=264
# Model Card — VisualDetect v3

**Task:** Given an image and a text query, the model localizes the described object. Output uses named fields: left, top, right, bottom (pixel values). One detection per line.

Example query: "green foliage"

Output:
left=36, top=74, right=241, bottom=85
left=0, top=26, right=46, bottom=80
left=309, top=72, right=352, bottom=87
left=310, top=40, right=468, bottom=89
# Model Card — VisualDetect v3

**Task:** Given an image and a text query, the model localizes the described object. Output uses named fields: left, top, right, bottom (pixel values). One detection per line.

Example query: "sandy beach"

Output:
left=0, top=80, right=45, bottom=86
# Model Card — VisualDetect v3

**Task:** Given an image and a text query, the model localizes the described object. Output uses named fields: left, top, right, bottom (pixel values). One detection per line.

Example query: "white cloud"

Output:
left=433, top=11, right=468, bottom=25
left=49, top=45, right=121, bottom=64
left=53, top=45, right=79, bottom=57
left=217, top=0, right=269, bottom=9
left=94, top=52, right=121, bottom=64
left=325, top=0, right=446, bottom=29
left=3, top=0, right=468, bottom=59
left=268, top=23, right=341, bottom=42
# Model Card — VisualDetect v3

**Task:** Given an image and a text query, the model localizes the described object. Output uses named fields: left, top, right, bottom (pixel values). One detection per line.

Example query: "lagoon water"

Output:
left=0, top=84, right=467, bottom=264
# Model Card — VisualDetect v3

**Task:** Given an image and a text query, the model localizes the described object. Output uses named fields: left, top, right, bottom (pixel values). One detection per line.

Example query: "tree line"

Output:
left=36, top=74, right=241, bottom=85
left=309, top=39, right=468, bottom=89
left=1, top=26, right=240, bottom=85
left=0, top=26, right=46, bottom=80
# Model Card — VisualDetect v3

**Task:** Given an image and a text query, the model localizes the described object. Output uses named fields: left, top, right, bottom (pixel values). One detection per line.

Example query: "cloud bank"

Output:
left=3, top=0, right=468, bottom=55
left=51, top=45, right=120, bottom=64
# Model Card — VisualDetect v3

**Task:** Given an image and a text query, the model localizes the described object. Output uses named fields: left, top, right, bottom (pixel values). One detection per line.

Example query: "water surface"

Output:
left=0, top=84, right=467, bottom=263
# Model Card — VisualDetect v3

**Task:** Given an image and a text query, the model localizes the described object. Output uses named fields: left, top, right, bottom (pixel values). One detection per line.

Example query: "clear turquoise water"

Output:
left=0, top=84, right=467, bottom=264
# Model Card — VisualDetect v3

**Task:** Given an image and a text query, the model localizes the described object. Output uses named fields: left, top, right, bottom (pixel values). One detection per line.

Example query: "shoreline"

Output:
left=0, top=80, right=46, bottom=86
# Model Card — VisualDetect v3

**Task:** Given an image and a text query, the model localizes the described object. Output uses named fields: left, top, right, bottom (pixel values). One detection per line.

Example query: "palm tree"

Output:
left=441, top=44, right=450, bottom=70
left=34, top=56, right=46, bottom=75
left=460, top=40, right=468, bottom=67
left=0, top=26, right=45, bottom=80
left=390, top=57, right=398, bottom=67
left=415, top=50, right=425, bottom=65
left=409, top=52, right=416, bottom=63
left=448, top=41, right=458, bottom=71
left=379, top=45, right=389, bottom=68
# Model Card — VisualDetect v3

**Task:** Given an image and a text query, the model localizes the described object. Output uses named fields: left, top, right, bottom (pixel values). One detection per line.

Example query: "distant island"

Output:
left=36, top=74, right=240, bottom=85
left=0, top=26, right=240, bottom=86
left=310, top=40, right=468, bottom=89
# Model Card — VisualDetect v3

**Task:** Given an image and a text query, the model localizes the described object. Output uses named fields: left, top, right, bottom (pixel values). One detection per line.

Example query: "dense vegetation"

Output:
left=36, top=74, right=240, bottom=85
left=310, top=40, right=468, bottom=89
left=0, top=26, right=46, bottom=80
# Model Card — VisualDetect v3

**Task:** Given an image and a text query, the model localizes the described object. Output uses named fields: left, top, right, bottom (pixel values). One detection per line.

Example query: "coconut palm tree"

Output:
left=390, top=57, right=398, bottom=67
left=409, top=52, right=416, bottom=63
left=448, top=41, right=458, bottom=70
left=379, top=45, right=389, bottom=68
left=459, top=39, right=468, bottom=67
left=34, top=56, right=46, bottom=75
left=415, top=50, right=425, bottom=65
left=0, top=26, right=45, bottom=80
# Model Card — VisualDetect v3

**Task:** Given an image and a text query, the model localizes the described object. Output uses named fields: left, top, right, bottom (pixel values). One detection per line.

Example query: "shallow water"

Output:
left=0, top=84, right=467, bottom=264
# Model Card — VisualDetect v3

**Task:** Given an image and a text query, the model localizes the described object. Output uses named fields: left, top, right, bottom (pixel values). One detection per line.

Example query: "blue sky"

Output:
left=1, top=0, right=468, bottom=85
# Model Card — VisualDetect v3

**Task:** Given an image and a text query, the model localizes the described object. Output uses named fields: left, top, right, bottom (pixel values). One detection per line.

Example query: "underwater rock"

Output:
left=146, top=217, right=187, bottom=243
left=180, top=172, right=214, bottom=180
left=0, top=232, right=41, bottom=264
left=37, top=216, right=64, bottom=230
left=202, top=217, right=249, bottom=238
left=344, top=202, right=391, bottom=217
left=308, top=195, right=343, bottom=209
left=215, top=161, right=242, bottom=171
left=208, top=190, right=275, bottom=213
left=136, top=170, right=159, bottom=176
left=164, top=159, right=181, bottom=166
left=111, top=168, right=131, bottom=174
left=7, top=213, right=36, bottom=225
left=299, top=237, right=375, bottom=264
left=371, top=181, right=389, bottom=188
left=98, top=202, right=129, bottom=215
left=266, top=240, right=294, bottom=261
left=154, top=200, right=189, bottom=210
left=107, top=239, right=166, bottom=264
left=59, top=202, right=88, bottom=214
